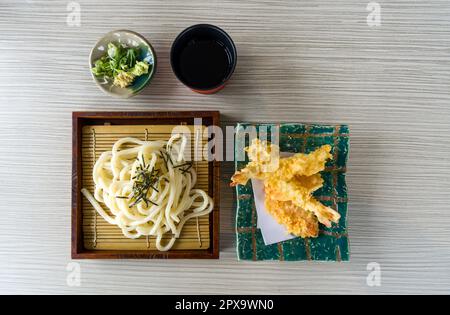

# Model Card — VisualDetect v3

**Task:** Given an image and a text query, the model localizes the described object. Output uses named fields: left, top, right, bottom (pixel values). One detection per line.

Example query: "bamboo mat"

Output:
left=81, top=125, right=210, bottom=251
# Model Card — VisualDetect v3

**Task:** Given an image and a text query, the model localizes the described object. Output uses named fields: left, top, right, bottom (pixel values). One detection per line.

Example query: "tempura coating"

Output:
left=231, top=139, right=341, bottom=234
left=230, top=139, right=279, bottom=186
left=265, top=175, right=340, bottom=227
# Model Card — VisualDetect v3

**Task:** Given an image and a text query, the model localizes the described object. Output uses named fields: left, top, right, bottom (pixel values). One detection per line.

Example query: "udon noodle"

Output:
left=81, top=134, right=213, bottom=251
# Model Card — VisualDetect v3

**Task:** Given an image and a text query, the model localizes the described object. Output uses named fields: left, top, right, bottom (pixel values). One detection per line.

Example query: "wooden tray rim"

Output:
left=72, top=111, right=220, bottom=259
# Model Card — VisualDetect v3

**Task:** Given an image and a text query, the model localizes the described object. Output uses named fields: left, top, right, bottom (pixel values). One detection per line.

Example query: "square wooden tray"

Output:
left=72, top=111, right=220, bottom=259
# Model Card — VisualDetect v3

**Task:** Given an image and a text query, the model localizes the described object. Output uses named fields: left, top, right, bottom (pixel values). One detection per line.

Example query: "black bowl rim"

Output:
left=170, top=24, right=237, bottom=91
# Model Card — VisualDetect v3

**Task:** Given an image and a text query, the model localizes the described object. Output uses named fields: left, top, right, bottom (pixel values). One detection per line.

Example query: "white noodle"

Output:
left=81, top=134, right=213, bottom=251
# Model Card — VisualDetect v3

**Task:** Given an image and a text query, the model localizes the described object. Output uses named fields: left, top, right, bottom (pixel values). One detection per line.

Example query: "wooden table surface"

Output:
left=1, top=0, right=449, bottom=295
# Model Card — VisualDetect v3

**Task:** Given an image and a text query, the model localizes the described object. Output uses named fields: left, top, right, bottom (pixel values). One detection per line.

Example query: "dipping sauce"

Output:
left=171, top=24, right=237, bottom=94
left=178, top=39, right=232, bottom=90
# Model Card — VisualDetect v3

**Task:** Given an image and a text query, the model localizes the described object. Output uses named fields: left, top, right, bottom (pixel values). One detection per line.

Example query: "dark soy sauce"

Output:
left=178, top=39, right=232, bottom=89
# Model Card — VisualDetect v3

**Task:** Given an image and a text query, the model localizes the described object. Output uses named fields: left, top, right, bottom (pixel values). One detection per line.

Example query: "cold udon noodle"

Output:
left=81, top=134, right=213, bottom=251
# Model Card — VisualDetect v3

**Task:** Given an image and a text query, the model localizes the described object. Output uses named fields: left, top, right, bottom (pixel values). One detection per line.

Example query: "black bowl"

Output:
left=170, top=24, right=237, bottom=94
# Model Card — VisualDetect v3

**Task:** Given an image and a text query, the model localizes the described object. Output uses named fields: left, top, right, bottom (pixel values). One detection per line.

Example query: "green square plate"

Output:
left=234, top=123, right=350, bottom=261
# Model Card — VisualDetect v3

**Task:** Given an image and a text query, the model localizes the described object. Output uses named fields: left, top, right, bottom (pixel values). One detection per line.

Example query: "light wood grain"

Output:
left=0, top=0, right=450, bottom=294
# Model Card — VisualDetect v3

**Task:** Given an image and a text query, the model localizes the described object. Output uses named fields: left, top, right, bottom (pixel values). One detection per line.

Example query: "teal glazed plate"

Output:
left=234, top=123, right=350, bottom=261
